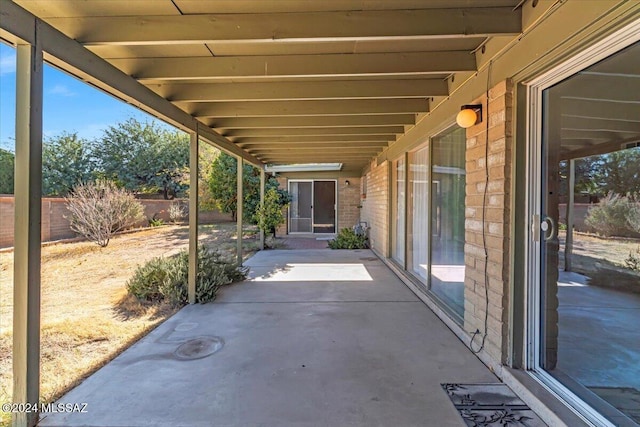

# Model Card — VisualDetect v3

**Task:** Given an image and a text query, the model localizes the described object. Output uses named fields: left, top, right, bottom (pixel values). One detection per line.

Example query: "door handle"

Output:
left=541, top=215, right=555, bottom=241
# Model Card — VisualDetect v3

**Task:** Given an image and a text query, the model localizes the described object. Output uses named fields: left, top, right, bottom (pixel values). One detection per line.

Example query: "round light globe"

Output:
left=456, top=108, right=478, bottom=128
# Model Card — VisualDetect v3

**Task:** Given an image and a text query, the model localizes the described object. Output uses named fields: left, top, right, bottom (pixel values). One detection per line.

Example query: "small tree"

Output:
left=0, top=148, right=14, bottom=194
left=254, top=187, right=289, bottom=239
left=65, top=179, right=144, bottom=247
left=208, top=153, right=291, bottom=222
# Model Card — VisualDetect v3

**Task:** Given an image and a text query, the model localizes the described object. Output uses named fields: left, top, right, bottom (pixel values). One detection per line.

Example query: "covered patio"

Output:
left=39, top=248, right=523, bottom=427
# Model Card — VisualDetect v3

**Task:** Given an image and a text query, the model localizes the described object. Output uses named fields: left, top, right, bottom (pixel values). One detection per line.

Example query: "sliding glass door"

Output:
left=430, top=127, right=466, bottom=320
left=391, top=157, right=406, bottom=265
left=529, top=35, right=640, bottom=426
left=407, top=146, right=429, bottom=282
left=391, top=126, right=467, bottom=323
left=288, top=180, right=336, bottom=234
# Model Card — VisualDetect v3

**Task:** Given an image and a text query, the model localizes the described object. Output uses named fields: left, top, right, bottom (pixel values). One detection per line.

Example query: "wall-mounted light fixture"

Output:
left=456, top=104, right=483, bottom=128
left=345, top=180, right=350, bottom=186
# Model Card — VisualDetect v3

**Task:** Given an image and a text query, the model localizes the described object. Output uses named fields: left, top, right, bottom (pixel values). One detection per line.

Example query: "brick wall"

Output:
left=337, top=177, right=361, bottom=230
left=463, top=80, right=513, bottom=364
left=0, top=196, right=227, bottom=248
left=360, top=160, right=389, bottom=257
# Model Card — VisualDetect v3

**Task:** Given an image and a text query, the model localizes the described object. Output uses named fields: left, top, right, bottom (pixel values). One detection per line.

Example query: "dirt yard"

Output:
left=0, top=223, right=258, bottom=426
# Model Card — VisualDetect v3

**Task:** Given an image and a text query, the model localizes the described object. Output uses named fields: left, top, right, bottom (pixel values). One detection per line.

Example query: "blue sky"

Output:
left=0, top=43, right=166, bottom=152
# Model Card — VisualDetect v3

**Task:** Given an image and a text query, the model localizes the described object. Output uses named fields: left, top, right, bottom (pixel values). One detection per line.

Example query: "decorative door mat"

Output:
left=442, top=383, right=546, bottom=426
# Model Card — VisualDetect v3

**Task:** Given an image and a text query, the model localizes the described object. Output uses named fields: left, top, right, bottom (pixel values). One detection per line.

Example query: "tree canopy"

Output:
left=94, top=118, right=190, bottom=199
left=207, top=153, right=290, bottom=223
left=42, top=132, right=94, bottom=196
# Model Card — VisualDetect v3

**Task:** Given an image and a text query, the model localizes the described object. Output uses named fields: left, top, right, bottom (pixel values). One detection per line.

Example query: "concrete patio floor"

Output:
left=40, top=249, right=501, bottom=427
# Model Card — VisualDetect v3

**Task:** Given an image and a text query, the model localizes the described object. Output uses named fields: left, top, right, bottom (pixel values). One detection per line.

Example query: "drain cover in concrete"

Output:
left=442, top=383, right=546, bottom=426
left=174, top=322, right=198, bottom=332
left=174, top=337, right=223, bottom=360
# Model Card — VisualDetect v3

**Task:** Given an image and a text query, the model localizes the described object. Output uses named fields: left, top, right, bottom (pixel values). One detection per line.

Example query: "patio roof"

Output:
left=2, top=0, right=525, bottom=173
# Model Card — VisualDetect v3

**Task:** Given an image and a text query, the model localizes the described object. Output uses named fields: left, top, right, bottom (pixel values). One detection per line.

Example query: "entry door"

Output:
left=313, top=180, right=336, bottom=233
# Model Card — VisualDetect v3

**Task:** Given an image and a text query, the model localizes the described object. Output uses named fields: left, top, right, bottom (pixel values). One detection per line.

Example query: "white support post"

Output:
left=237, top=157, right=243, bottom=265
left=564, top=159, right=575, bottom=272
left=260, top=168, right=266, bottom=250
left=188, top=132, right=199, bottom=304
left=13, top=38, right=44, bottom=427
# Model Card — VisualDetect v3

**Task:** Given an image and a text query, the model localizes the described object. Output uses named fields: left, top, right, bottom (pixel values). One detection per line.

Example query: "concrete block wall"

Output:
left=0, top=196, right=225, bottom=248
left=463, top=80, right=513, bottom=364
left=360, top=160, right=389, bottom=257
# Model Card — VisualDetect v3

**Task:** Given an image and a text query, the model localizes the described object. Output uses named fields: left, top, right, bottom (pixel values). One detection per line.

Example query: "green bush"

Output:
left=585, top=192, right=640, bottom=237
left=328, top=228, right=368, bottom=249
left=148, top=214, right=165, bottom=227
left=126, top=246, right=248, bottom=306
left=125, top=257, right=170, bottom=302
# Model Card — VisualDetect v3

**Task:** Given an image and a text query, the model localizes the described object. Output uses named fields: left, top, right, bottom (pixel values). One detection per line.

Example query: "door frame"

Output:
left=524, top=20, right=640, bottom=426
left=287, top=179, right=337, bottom=234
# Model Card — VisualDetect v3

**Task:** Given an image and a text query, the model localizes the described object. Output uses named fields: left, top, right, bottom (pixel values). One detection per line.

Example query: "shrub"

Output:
left=148, top=214, right=165, bottom=227
left=126, top=246, right=248, bottom=306
left=124, top=257, right=169, bottom=302
left=625, top=246, right=640, bottom=272
left=65, top=179, right=144, bottom=247
left=328, top=227, right=368, bottom=249
left=168, top=201, right=188, bottom=223
left=585, top=192, right=640, bottom=237
left=254, top=187, right=289, bottom=239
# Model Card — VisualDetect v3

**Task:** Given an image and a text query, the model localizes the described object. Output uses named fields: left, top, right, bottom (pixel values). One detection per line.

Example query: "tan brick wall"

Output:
left=463, top=80, right=513, bottom=364
left=360, top=160, right=389, bottom=257
left=337, top=177, right=361, bottom=230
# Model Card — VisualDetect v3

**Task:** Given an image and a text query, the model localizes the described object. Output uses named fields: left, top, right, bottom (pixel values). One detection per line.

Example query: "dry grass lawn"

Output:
left=0, top=223, right=258, bottom=426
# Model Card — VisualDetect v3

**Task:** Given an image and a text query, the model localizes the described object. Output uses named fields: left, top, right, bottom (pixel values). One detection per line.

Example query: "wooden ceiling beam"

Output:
left=233, top=135, right=392, bottom=143
left=50, top=8, right=521, bottom=45
left=223, top=127, right=404, bottom=137
left=560, top=116, right=640, bottom=133
left=160, top=79, right=448, bottom=102
left=188, top=99, right=429, bottom=117
left=250, top=148, right=382, bottom=155
left=561, top=99, right=640, bottom=123
left=240, top=143, right=387, bottom=150
left=114, top=52, right=477, bottom=81
left=208, top=115, right=416, bottom=128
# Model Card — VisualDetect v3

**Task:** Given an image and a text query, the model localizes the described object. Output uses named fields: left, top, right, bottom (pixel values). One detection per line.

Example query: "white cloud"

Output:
left=0, top=53, right=16, bottom=75
left=49, top=84, right=76, bottom=97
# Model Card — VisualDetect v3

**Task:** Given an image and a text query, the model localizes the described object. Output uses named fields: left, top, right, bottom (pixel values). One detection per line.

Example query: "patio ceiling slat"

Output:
left=186, top=99, right=429, bottom=118
left=9, top=0, right=526, bottom=171
left=159, top=79, right=448, bottom=102
left=111, top=52, right=477, bottom=81
left=207, top=115, right=417, bottom=129
left=47, top=8, right=521, bottom=45
left=222, top=127, right=404, bottom=137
